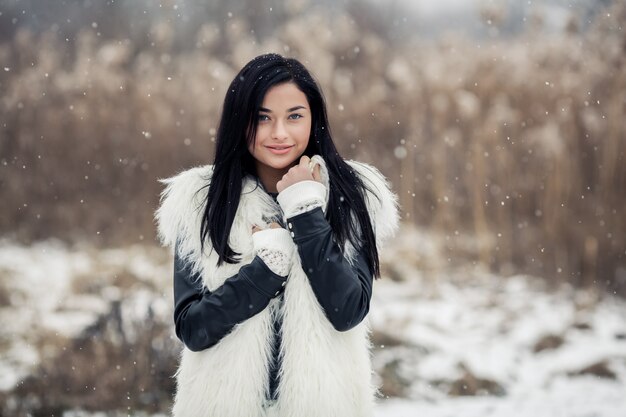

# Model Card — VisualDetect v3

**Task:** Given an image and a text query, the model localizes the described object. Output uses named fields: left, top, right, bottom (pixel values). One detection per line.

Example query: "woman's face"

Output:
left=248, top=82, right=311, bottom=177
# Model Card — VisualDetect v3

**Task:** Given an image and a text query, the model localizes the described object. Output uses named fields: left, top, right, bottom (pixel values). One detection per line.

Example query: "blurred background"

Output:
left=0, top=0, right=624, bottom=416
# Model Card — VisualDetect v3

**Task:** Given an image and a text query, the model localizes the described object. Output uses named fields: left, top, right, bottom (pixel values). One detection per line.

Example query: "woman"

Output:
left=156, top=53, right=399, bottom=417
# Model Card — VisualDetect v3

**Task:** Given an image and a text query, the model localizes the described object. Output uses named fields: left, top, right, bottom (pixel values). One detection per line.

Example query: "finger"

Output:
left=252, top=225, right=262, bottom=233
left=312, top=163, right=322, bottom=182
left=299, top=155, right=310, bottom=167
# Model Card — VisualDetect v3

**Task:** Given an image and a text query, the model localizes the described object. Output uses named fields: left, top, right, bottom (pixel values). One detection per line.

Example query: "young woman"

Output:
left=156, top=53, right=399, bottom=417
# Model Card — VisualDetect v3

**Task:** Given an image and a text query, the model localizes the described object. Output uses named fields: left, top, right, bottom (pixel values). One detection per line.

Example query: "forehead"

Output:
left=261, top=83, right=308, bottom=108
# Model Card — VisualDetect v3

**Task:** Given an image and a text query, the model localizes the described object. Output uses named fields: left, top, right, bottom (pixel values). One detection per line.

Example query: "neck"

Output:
left=255, top=165, right=288, bottom=193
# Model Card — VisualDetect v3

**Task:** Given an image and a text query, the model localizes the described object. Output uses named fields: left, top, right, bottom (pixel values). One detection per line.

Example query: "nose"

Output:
left=271, top=119, right=288, bottom=141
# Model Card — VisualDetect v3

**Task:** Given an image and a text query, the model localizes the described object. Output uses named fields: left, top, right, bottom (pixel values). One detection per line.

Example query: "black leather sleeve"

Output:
left=173, top=251, right=287, bottom=352
left=285, top=206, right=374, bottom=332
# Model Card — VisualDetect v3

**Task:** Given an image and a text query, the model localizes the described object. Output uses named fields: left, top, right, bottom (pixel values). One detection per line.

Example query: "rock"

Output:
left=572, top=321, right=592, bottom=331
left=448, top=365, right=506, bottom=397
left=533, top=334, right=564, bottom=353
left=568, top=361, right=616, bottom=380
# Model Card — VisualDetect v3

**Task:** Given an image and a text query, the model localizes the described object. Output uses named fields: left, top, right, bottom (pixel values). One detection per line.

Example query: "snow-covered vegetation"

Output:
left=1, top=233, right=625, bottom=416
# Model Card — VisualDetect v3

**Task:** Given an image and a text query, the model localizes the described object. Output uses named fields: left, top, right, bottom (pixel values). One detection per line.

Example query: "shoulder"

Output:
left=345, top=160, right=388, bottom=192
left=344, top=160, right=395, bottom=206
left=159, top=164, right=213, bottom=195
left=154, top=164, right=213, bottom=249
left=344, top=160, right=400, bottom=248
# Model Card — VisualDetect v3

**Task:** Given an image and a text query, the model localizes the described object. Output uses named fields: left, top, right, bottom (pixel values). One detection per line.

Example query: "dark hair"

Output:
left=200, top=53, right=381, bottom=277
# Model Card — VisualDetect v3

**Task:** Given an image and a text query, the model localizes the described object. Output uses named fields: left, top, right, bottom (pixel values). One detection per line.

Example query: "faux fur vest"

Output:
left=155, top=156, right=399, bottom=417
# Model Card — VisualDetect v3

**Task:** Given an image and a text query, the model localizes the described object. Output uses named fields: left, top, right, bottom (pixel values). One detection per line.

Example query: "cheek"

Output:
left=249, top=129, right=264, bottom=153
left=297, top=123, right=312, bottom=145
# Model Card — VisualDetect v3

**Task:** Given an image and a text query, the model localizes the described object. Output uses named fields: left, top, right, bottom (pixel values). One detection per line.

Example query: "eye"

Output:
left=288, top=113, right=303, bottom=120
left=258, top=114, right=270, bottom=122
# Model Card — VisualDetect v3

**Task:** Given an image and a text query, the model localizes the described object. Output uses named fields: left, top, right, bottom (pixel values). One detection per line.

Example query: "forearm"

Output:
left=173, top=254, right=286, bottom=351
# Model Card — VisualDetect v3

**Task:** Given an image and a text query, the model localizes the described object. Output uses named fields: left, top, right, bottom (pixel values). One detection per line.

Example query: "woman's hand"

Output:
left=276, top=156, right=322, bottom=193
left=250, top=222, right=296, bottom=277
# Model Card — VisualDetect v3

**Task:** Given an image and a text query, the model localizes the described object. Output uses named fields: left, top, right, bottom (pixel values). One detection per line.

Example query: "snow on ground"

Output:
left=371, top=227, right=626, bottom=416
left=370, top=269, right=626, bottom=416
left=0, top=232, right=625, bottom=416
left=0, top=239, right=171, bottom=392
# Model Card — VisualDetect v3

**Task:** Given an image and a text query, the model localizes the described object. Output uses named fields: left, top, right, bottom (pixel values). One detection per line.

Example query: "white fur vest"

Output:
left=155, top=156, right=399, bottom=417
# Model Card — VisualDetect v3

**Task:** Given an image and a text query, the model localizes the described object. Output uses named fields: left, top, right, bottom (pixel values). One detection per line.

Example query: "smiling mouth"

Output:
left=266, top=145, right=294, bottom=155
left=266, top=145, right=294, bottom=150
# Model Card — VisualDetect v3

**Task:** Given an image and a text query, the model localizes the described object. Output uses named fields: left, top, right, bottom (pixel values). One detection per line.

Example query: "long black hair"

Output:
left=200, top=53, right=381, bottom=278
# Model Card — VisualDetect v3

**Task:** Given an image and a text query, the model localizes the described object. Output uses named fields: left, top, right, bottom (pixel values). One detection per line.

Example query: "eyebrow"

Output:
left=259, top=105, right=307, bottom=113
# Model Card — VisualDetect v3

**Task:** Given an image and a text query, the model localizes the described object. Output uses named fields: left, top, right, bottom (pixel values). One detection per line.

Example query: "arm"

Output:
left=289, top=207, right=373, bottom=331
left=173, top=254, right=286, bottom=351
left=278, top=180, right=374, bottom=332
left=173, top=228, right=294, bottom=351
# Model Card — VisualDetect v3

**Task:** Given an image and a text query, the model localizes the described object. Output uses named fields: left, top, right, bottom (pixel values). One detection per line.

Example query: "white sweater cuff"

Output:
left=252, top=228, right=294, bottom=276
left=252, top=228, right=294, bottom=254
left=277, top=180, right=327, bottom=218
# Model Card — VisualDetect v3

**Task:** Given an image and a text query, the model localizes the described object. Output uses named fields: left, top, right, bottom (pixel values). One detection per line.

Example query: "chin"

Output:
left=269, top=159, right=297, bottom=170
left=266, top=153, right=300, bottom=165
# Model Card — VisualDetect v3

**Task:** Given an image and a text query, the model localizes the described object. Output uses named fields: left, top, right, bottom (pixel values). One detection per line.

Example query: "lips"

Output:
left=266, top=145, right=294, bottom=155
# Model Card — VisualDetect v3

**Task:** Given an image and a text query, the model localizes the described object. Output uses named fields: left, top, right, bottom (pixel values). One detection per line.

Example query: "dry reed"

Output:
left=0, top=1, right=624, bottom=294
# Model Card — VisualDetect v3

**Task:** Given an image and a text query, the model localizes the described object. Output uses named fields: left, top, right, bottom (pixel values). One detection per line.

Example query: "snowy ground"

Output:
left=0, top=230, right=625, bottom=416
left=371, top=270, right=626, bottom=417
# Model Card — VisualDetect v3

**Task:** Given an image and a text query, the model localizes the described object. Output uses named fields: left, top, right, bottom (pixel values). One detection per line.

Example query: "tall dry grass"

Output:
left=0, top=1, right=624, bottom=293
